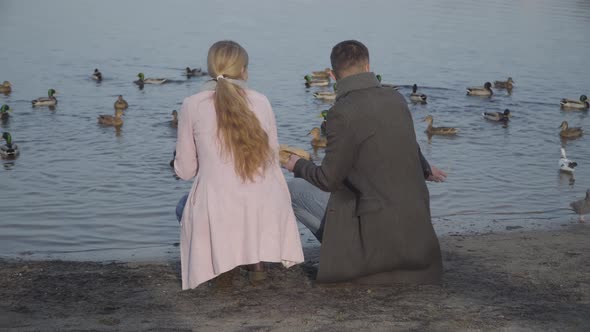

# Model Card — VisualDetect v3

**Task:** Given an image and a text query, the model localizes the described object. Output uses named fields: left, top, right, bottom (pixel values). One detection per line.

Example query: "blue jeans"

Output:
left=176, top=194, right=189, bottom=222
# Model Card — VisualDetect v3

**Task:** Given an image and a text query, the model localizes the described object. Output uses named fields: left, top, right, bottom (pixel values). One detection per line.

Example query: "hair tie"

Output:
left=216, top=75, right=224, bottom=80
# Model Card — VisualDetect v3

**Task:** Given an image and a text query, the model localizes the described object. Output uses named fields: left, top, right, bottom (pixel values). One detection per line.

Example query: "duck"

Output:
left=483, top=109, right=511, bottom=122
left=313, top=85, right=337, bottom=101
left=114, top=95, right=129, bottom=110
left=32, top=89, right=58, bottom=107
left=376, top=74, right=399, bottom=90
left=467, top=82, right=493, bottom=96
left=134, top=73, right=167, bottom=85
left=0, top=132, right=20, bottom=159
left=0, top=104, right=12, bottom=121
left=559, top=148, right=577, bottom=173
left=311, top=68, right=331, bottom=79
left=186, top=67, right=207, bottom=77
left=493, top=77, right=514, bottom=89
left=423, top=115, right=458, bottom=135
left=98, top=108, right=124, bottom=126
left=171, top=110, right=178, bottom=128
left=559, top=121, right=583, bottom=138
left=570, top=189, right=590, bottom=222
left=410, top=84, right=427, bottom=103
left=560, top=95, right=589, bottom=110
left=304, top=75, right=330, bottom=87
left=0, top=81, right=12, bottom=94
left=91, top=68, right=102, bottom=81
left=308, top=127, right=327, bottom=147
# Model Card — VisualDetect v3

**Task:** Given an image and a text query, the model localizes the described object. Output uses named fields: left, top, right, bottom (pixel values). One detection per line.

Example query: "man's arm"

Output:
left=291, top=110, right=356, bottom=192
left=418, top=148, right=432, bottom=179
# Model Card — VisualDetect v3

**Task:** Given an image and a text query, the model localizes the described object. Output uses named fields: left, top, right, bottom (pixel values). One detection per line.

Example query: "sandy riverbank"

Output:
left=1, top=225, right=589, bottom=331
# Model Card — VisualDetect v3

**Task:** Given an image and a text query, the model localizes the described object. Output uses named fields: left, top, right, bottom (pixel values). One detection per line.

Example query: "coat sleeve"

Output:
left=174, top=98, right=199, bottom=180
left=418, top=148, right=432, bottom=179
left=293, top=109, right=355, bottom=192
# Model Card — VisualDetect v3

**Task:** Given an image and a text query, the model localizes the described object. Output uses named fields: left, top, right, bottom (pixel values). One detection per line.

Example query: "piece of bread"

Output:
left=279, top=144, right=311, bottom=165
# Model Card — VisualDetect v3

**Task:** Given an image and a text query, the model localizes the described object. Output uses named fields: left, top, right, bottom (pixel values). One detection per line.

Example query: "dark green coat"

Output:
left=294, top=72, right=442, bottom=285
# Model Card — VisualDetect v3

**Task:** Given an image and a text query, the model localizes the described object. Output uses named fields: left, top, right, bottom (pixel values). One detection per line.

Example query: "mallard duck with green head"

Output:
left=308, top=127, right=327, bottom=147
left=186, top=67, right=207, bottom=77
left=559, top=121, right=583, bottom=138
left=92, top=68, right=103, bottom=81
left=410, top=84, right=427, bottom=103
left=560, top=95, right=589, bottom=110
left=423, top=115, right=458, bottom=135
left=313, top=84, right=337, bottom=101
left=483, top=109, right=511, bottom=122
left=32, top=89, right=57, bottom=107
left=0, top=105, right=12, bottom=121
left=311, top=68, right=331, bottom=79
left=467, top=82, right=493, bottom=96
left=0, top=81, right=12, bottom=94
left=134, top=73, right=168, bottom=85
left=376, top=74, right=400, bottom=90
left=304, top=75, right=330, bottom=87
left=1, top=132, right=20, bottom=159
left=114, top=95, right=128, bottom=110
left=98, top=108, right=124, bottom=127
left=493, top=77, right=514, bottom=89
left=171, top=110, right=178, bottom=128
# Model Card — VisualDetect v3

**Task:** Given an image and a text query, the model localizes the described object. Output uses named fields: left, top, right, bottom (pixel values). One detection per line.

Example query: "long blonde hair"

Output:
left=207, top=40, right=272, bottom=182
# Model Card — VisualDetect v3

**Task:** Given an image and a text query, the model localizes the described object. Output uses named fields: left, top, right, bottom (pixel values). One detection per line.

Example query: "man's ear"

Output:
left=365, top=63, right=370, bottom=72
left=329, top=69, right=336, bottom=81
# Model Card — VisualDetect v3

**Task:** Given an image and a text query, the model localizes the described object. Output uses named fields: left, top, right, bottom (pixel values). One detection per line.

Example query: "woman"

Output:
left=174, top=41, right=304, bottom=290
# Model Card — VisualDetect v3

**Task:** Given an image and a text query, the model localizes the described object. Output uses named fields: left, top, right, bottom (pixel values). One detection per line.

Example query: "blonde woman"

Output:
left=174, top=41, right=304, bottom=290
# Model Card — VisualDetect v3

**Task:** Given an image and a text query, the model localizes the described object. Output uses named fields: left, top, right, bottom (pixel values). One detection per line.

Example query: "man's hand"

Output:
left=427, top=165, right=447, bottom=182
left=283, top=154, right=301, bottom=172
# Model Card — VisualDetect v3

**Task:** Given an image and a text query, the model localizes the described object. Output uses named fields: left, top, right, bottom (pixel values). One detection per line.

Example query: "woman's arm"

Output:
left=174, top=98, right=198, bottom=180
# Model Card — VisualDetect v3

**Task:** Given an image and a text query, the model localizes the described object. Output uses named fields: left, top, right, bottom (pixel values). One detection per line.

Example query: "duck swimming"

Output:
left=32, top=89, right=57, bottom=107
left=467, top=82, right=493, bottom=96
left=570, top=189, right=590, bottom=222
left=311, top=68, right=331, bottom=79
left=304, top=75, right=330, bottom=87
left=171, top=110, right=178, bottom=128
left=410, top=84, right=427, bottom=103
left=1, top=132, right=19, bottom=159
left=135, top=73, right=168, bottom=85
left=0, top=81, right=12, bottom=94
left=560, top=95, right=589, bottom=110
left=308, top=127, right=327, bottom=147
left=376, top=74, right=399, bottom=90
left=92, top=68, right=102, bottom=81
left=114, top=95, right=128, bottom=110
left=98, top=108, right=124, bottom=127
left=493, top=77, right=514, bottom=89
left=0, top=104, right=12, bottom=121
left=186, top=67, right=207, bottom=77
left=483, top=109, right=511, bottom=122
left=559, top=148, right=577, bottom=173
left=314, top=85, right=337, bottom=101
left=423, top=115, right=458, bottom=135
left=559, top=121, right=583, bottom=138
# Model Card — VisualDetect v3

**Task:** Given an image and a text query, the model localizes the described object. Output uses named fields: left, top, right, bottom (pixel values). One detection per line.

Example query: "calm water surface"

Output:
left=1, top=0, right=589, bottom=261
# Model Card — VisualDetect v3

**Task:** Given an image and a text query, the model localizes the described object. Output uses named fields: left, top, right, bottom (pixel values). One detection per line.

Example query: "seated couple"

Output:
left=174, top=40, right=446, bottom=290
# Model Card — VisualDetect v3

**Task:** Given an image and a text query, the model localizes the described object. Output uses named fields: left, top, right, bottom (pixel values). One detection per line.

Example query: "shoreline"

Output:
left=1, top=225, right=589, bottom=331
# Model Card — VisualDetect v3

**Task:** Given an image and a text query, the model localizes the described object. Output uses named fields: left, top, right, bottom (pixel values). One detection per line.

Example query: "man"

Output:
left=284, top=40, right=443, bottom=285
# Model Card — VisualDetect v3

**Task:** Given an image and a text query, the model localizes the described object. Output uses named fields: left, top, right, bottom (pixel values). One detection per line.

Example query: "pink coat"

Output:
left=174, top=88, right=304, bottom=290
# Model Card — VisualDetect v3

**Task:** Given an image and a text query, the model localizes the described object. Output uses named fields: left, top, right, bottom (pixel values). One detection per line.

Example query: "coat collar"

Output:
left=336, top=72, right=380, bottom=100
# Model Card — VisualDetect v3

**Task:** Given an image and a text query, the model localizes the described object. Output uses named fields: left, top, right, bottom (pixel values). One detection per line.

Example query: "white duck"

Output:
left=559, top=148, right=577, bottom=173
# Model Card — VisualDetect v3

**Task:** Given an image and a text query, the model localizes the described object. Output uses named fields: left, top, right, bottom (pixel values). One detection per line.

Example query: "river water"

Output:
left=1, top=0, right=589, bottom=261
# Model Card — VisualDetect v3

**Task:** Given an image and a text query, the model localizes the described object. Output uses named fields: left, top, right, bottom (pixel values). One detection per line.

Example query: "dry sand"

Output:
left=1, top=225, right=589, bottom=331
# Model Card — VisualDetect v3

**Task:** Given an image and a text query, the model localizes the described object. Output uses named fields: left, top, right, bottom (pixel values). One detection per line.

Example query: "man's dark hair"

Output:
left=330, top=40, right=369, bottom=78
